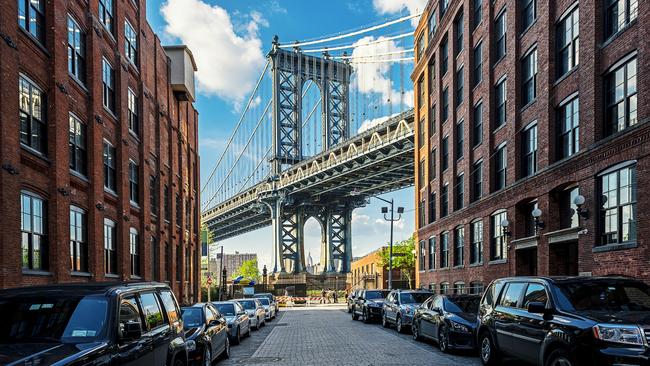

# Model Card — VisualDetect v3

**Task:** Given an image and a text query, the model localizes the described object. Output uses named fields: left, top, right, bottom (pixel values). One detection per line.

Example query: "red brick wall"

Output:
left=0, top=0, right=201, bottom=303
left=413, top=0, right=650, bottom=290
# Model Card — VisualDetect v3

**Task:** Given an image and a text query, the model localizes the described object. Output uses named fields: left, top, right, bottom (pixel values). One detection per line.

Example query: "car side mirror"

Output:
left=527, top=302, right=547, bottom=314
left=209, top=319, right=220, bottom=326
left=120, top=320, right=142, bottom=341
left=237, top=310, right=246, bottom=316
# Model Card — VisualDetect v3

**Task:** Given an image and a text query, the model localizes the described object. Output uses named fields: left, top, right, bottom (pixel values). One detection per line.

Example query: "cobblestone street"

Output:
left=222, top=305, right=482, bottom=366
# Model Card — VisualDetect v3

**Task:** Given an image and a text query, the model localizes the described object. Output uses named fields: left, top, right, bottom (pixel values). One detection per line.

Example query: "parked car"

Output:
left=412, top=294, right=480, bottom=352
left=477, top=276, right=650, bottom=366
left=347, top=289, right=360, bottom=313
left=254, top=293, right=278, bottom=313
left=213, top=301, right=251, bottom=345
left=181, top=303, right=230, bottom=365
left=351, top=289, right=390, bottom=323
left=256, top=297, right=276, bottom=320
left=382, top=289, right=433, bottom=333
left=0, top=282, right=188, bottom=366
left=235, top=299, right=266, bottom=330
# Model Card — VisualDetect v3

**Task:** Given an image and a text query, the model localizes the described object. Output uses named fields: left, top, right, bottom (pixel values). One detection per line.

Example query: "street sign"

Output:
left=243, top=287, right=254, bottom=295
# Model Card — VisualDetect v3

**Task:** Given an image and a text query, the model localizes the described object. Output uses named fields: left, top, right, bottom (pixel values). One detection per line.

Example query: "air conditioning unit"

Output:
left=164, top=45, right=197, bottom=102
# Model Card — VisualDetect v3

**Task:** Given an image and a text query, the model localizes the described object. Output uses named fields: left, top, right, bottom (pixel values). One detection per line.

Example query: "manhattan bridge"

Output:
left=200, top=13, right=421, bottom=275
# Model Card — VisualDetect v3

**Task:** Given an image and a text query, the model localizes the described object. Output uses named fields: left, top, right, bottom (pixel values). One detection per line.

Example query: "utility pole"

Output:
left=377, top=197, right=403, bottom=290
left=218, top=246, right=224, bottom=300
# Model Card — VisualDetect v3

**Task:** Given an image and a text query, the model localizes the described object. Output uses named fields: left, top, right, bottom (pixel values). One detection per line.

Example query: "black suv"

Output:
left=477, top=276, right=650, bottom=366
left=351, top=289, right=390, bottom=323
left=0, top=282, right=188, bottom=366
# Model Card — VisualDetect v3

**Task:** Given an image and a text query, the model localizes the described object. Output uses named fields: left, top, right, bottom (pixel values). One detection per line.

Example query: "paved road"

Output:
left=221, top=305, right=483, bottom=366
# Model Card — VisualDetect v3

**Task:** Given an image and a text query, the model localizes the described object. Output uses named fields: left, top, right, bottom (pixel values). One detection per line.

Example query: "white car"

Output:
left=257, top=297, right=276, bottom=320
left=235, top=299, right=266, bottom=330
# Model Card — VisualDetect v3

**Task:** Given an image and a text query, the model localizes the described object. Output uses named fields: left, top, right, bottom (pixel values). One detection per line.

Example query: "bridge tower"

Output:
left=266, top=37, right=355, bottom=274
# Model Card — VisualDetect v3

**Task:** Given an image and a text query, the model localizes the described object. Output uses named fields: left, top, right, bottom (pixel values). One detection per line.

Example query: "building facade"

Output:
left=0, top=0, right=201, bottom=303
left=413, top=0, right=649, bottom=294
left=209, top=252, right=258, bottom=285
left=348, top=247, right=410, bottom=290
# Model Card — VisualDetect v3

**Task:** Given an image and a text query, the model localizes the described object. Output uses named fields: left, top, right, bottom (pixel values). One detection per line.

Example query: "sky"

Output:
left=146, top=0, right=426, bottom=271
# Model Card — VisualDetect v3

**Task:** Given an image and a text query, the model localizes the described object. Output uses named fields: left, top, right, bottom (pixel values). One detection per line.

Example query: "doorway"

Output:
left=549, top=241, right=579, bottom=276
left=516, top=247, right=538, bottom=276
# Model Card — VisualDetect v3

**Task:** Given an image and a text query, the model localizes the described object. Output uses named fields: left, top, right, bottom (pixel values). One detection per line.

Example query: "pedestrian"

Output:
left=333, top=290, right=338, bottom=304
left=320, top=289, right=326, bottom=304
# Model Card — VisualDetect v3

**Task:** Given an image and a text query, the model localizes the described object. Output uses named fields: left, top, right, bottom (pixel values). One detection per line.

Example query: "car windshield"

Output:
left=400, top=293, right=431, bottom=304
left=556, top=280, right=650, bottom=312
left=181, top=307, right=203, bottom=328
left=258, top=298, right=270, bottom=305
left=365, top=291, right=389, bottom=300
left=239, top=300, right=256, bottom=310
left=0, top=295, right=108, bottom=344
left=216, top=304, right=236, bottom=316
left=444, top=297, right=480, bottom=314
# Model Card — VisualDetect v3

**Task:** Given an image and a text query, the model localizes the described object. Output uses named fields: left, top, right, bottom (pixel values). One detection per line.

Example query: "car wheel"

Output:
left=221, top=337, right=230, bottom=360
left=479, top=331, right=500, bottom=366
left=253, top=317, right=259, bottom=330
left=382, top=313, right=389, bottom=328
left=174, top=359, right=184, bottom=366
left=438, top=325, right=449, bottom=353
left=412, top=320, right=421, bottom=341
left=351, top=307, right=359, bottom=321
left=233, top=326, right=241, bottom=345
left=203, top=346, right=211, bottom=366
left=545, top=349, right=575, bottom=366
left=396, top=315, right=404, bottom=333
left=362, top=308, right=370, bottom=324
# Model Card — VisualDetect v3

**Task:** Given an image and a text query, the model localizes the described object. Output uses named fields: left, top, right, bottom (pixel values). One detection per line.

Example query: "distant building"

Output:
left=348, top=247, right=407, bottom=290
left=209, top=252, right=257, bottom=284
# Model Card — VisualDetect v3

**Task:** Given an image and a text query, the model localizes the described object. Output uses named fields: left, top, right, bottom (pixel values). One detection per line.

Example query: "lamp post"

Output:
left=377, top=197, right=404, bottom=290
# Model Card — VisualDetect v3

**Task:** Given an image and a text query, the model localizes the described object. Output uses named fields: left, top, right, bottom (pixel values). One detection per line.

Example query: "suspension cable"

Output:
left=301, top=32, right=412, bottom=53
left=350, top=56, right=414, bottom=64
left=279, top=13, right=421, bottom=48
left=335, top=49, right=414, bottom=60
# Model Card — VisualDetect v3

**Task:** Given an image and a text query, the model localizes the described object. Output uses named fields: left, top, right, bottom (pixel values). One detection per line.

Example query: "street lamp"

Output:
left=378, top=197, right=404, bottom=290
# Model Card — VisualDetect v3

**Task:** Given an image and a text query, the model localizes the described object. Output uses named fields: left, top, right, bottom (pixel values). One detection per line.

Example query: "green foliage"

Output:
left=233, top=259, right=260, bottom=281
left=379, top=235, right=416, bottom=289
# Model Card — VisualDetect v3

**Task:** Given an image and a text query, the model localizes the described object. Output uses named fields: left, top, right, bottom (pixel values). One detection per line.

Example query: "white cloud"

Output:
left=161, top=0, right=267, bottom=104
left=372, top=0, right=427, bottom=26
left=357, top=112, right=402, bottom=133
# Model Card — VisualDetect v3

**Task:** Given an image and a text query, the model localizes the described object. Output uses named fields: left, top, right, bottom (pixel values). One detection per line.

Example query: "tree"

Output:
left=232, top=259, right=260, bottom=282
left=379, top=235, right=416, bottom=289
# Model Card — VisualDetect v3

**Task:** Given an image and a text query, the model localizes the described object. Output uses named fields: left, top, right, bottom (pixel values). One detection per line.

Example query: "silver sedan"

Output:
left=257, top=297, right=276, bottom=320
left=213, top=301, right=251, bottom=345
left=235, top=299, right=266, bottom=330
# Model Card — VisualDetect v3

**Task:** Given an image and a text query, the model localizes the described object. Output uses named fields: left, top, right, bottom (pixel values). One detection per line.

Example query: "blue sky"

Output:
left=146, top=0, right=425, bottom=270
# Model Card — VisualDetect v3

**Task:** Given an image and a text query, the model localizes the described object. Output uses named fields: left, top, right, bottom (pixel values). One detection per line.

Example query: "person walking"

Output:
left=320, top=289, right=326, bottom=304
left=333, top=290, right=338, bottom=304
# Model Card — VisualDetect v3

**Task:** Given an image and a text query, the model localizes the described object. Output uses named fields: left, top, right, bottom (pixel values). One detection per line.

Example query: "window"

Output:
left=442, top=136, right=449, bottom=171
left=599, top=163, right=636, bottom=245
left=418, top=118, right=426, bottom=148
left=139, top=292, right=165, bottom=329
left=440, top=0, right=449, bottom=17
left=429, top=192, right=436, bottom=224
left=125, top=20, right=137, bottom=65
left=442, top=86, right=449, bottom=122
left=473, top=42, right=483, bottom=86
left=500, top=282, right=525, bottom=307
left=130, top=228, right=140, bottom=276
left=454, top=282, right=466, bottom=294
left=102, top=59, right=115, bottom=112
left=429, top=149, right=437, bottom=181
left=473, top=0, right=482, bottom=29
left=129, top=160, right=139, bottom=205
left=454, top=226, right=464, bottom=266
left=495, top=10, right=506, bottom=60
left=104, top=219, right=117, bottom=274
left=429, top=62, right=436, bottom=98
left=557, top=96, right=580, bottom=160
left=522, top=49, right=538, bottom=105
left=419, top=240, right=426, bottom=270
left=606, top=0, right=638, bottom=39
left=430, top=105, right=436, bottom=135
left=441, top=37, right=449, bottom=75
left=428, top=236, right=436, bottom=270
left=440, top=232, right=449, bottom=268
left=495, top=78, right=506, bottom=128
left=176, top=194, right=182, bottom=226
left=150, top=176, right=158, bottom=215
left=494, top=144, right=507, bottom=191
left=455, top=66, right=464, bottom=107
left=441, top=184, right=449, bottom=217
left=68, top=114, right=87, bottom=176
left=471, top=220, right=483, bottom=264
left=418, top=199, right=425, bottom=227
left=559, top=187, right=580, bottom=229
left=522, top=123, right=538, bottom=177
left=67, top=16, right=85, bottom=82
left=21, top=192, right=47, bottom=271
left=70, top=206, right=87, bottom=272
left=523, top=201, right=539, bottom=237
left=99, top=0, right=113, bottom=33
left=455, top=173, right=464, bottom=210
left=454, top=11, right=464, bottom=56
left=164, top=185, right=171, bottom=221
left=417, top=36, right=425, bottom=62
left=103, top=141, right=116, bottom=191
left=456, top=120, right=464, bottom=160
left=523, top=283, right=547, bottom=308
left=159, top=290, right=180, bottom=324
left=472, top=160, right=483, bottom=202
left=605, top=56, right=637, bottom=135
left=18, top=0, right=45, bottom=42
left=429, top=10, right=437, bottom=38
left=440, top=282, right=450, bottom=294
left=522, top=0, right=536, bottom=31
left=128, top=88, right=139, bottom=135
left=557, top=6, right=579, bottom=77
left=417, top=76, right=425, bottom=109
left=491, top=210, right=507, bottom=260
left=19, top=76, right=46, bottom=153
left=419, top=160, right=426, bottom=188
left=470, top=282, right=484, bottom=294
left=473, top=102, right=483, bottom=147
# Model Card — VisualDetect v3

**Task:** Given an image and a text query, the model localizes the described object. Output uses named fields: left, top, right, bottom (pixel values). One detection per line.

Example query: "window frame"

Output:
left=18, top=0, right=45, bottom=43
left=521, top=0, right=536, bottom=32
left=104, top=218, right=117, bottom=275
left=495, top=77, right=507, bottom=128
left=455, top=66, right=464, bottom=107
left=598, top=161, right=637, bottom=246
left=454, top=225, right=464, bottom=267
left=470, top=219, right=483, bottom=264
left=522, top=122, right=538, bottom=177
left=557, top=95, right=580, bottom=160
left=21, top=191, right=47, bottom=271
left=67, top=15, right=86, bottom=83
left=472, top=160, right=483, bottom=202
left=70, top=205, right=88, bottom=272
left=605, top=0, right=638, bottom=39
left=130, top=227, right=140, bottom=276
left=557, top=5, right=579, bottom=78
left=494, top=144, right=507, bottom=191
left=428, top=236, right=436, bottom=270
left=495, top=9, right=507, bottom=61
left=455, top=172, right=464, bottom=210
left=605, top=55, right=637, bottom=136
left=129, top=160, right=140, bottom=205
left=102, top=58, right=115, bottom=113
left=473, top=41, right=483, bottom=87
left=440, top=231, right=449, bottom=268
left=19, top=75, right=47, bottom=154
left=522, top=48, right=538, bottom=106
left=103, top=140, right=117, bottom=192
left=68, top=113, right=87, bottom=176
left=98, top=0, right=114, bottom=34
left=490, top=210, right=508, bottom=261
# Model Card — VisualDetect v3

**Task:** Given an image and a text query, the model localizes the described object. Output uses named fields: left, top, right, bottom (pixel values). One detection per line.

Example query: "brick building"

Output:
left=413, top=0, right=649, bottom=294
left=0, top=0, right=201, bottom=303
left=208, top=251, right=258, bottom=286
left=348, top=247, right=411, bottom=290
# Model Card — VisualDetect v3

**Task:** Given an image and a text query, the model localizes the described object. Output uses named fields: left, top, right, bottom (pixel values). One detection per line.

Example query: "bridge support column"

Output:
left=323, top=203, right=353, bottom=274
